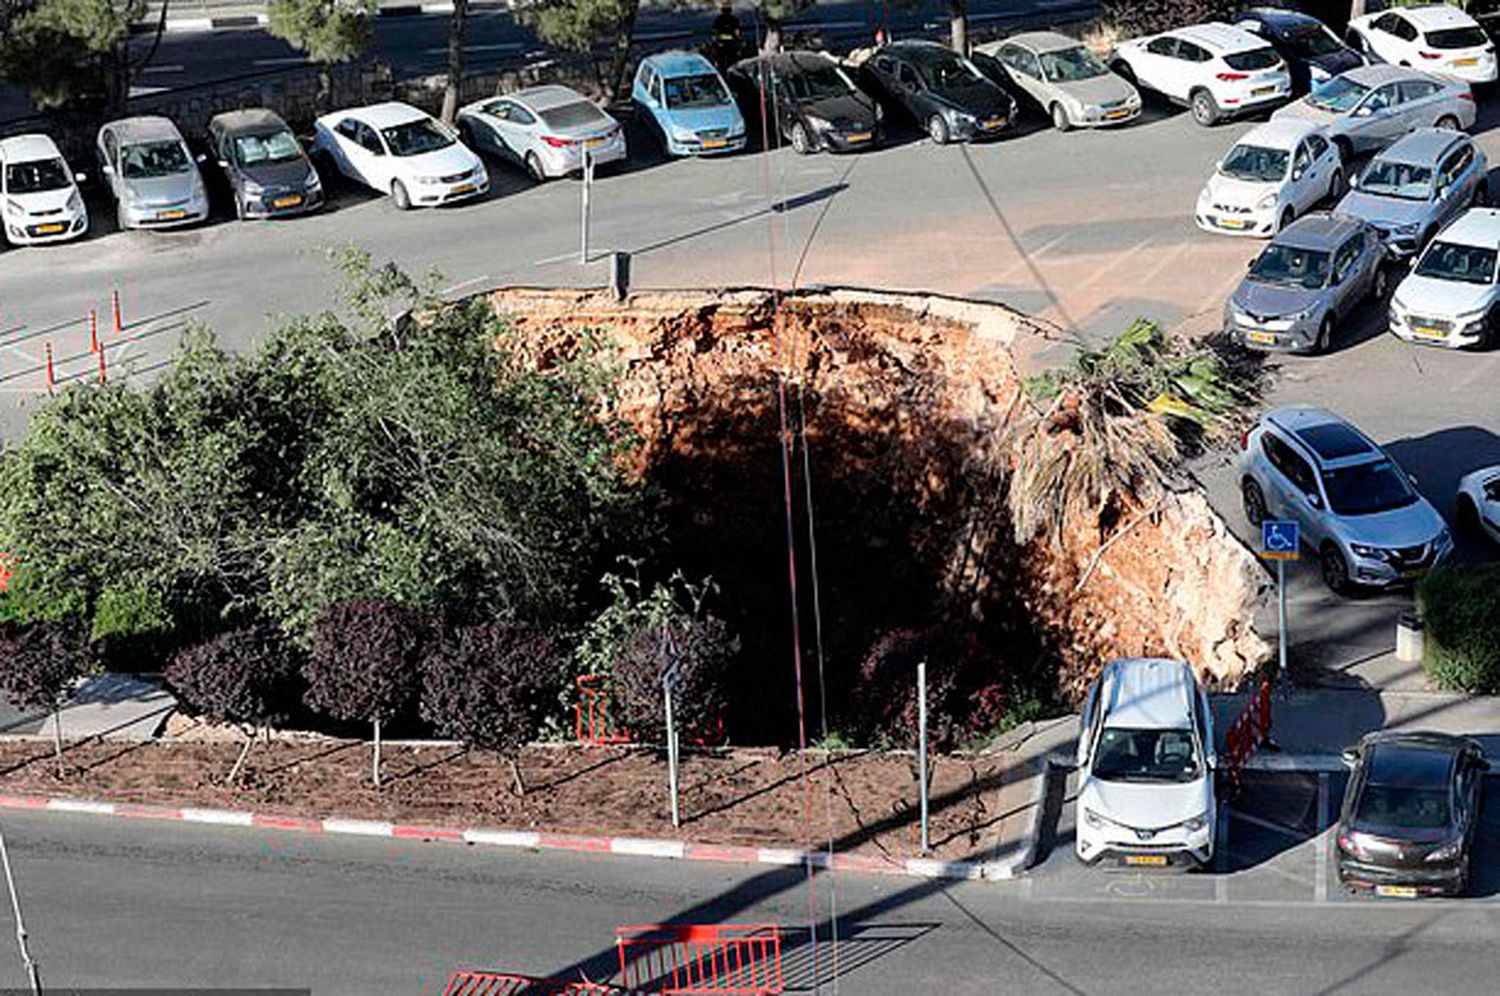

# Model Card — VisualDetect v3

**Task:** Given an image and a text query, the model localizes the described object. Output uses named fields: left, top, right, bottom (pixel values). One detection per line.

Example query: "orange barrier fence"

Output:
left=1223, top=675, right=1274, bottom=793
left=575, top=675, right=633, bottom=746
left=616, top=924, right=784, bottom=995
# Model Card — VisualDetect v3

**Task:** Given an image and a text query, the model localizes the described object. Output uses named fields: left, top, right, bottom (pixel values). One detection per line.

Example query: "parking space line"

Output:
left=1230, top=809, right=1307, bottom=841
left=1316, top=773, right=1330, bottom=904
left=1074, top=237, right=1156, bottom=291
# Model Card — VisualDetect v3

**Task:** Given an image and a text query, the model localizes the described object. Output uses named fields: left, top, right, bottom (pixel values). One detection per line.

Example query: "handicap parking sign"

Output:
left=1261, top=519, right=1300, bottom=560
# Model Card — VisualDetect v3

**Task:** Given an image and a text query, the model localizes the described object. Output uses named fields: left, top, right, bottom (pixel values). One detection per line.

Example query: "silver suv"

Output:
left=1240, top=406, right=1452, bottom=594
left=1335, top=127, right=1487, bottom=261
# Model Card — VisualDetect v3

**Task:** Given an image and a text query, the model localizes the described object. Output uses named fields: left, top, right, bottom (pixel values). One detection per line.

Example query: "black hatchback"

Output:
left=725, top=51, right=882, bottom=154
left=859, top=40, right=1015, bottom=144
left=1232, top=7, right=1365, bottom=96
left=1336, top=731, right=1488, bottom=897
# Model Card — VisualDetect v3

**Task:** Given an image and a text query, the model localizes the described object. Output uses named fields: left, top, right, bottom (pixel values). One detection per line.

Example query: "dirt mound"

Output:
left=489, top=287, right=1270, bottom=728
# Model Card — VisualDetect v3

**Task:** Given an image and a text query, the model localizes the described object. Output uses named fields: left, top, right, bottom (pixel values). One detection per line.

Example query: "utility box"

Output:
left=1396, top=611, right=1424, bottom=663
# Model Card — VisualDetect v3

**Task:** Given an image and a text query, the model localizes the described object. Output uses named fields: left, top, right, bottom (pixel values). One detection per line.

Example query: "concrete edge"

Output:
left=157, top=1, right=514, bottom=32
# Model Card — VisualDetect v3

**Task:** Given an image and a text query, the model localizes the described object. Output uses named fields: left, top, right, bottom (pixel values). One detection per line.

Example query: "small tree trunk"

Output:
left=441, top=0, right=470, bottom=125
left=316, top=64, right=333, bottom=115
left=762, top=16, right=783, bottom=55
left=509, top=755, right=526, bottom=797
left=51, top=704, right=64, bottom=779
left=372, top=717, right=382, bottom=789
left=227, top=726, right=256, bottom=786
left=948, top=0, right=967, bottom=56
left=608, top=0, right=641, bottom=102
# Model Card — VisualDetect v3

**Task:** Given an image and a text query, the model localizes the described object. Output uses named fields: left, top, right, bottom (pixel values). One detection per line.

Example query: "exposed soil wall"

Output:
left=488, top=287, right=1270, bottom=736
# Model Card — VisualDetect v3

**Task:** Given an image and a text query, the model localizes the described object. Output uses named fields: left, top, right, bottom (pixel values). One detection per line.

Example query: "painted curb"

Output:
left=0, top=792, right=1026, bottom=883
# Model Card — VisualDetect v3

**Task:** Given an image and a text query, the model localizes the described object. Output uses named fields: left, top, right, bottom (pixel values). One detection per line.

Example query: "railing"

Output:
left=616, top=924, right=783, bottom=996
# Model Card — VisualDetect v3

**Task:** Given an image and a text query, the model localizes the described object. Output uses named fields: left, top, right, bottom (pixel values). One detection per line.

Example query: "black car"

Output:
left=1233, top=7, right=1365, bottom=95
left=207, top=108, right=323, bottom=220
left=1336, top=731, right=1488, bottom=897
left=725, top=51, right=883, bottom=154
left=860, top=40, right=1015, bottom=144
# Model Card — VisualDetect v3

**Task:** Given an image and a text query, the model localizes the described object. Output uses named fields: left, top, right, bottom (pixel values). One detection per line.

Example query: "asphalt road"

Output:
left=4, top=796, right=1500, bottom=996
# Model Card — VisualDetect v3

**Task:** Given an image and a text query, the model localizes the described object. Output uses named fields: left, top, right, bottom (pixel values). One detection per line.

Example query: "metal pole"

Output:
left=1277, top=559, right=1288, bottom=682
left=663, top=674, right=680, bottom=828
left=579, top=149, right=592, bottom=265
left=0, top=823, right=41, bottom=996
left=917, top=659, right=929, bottom=856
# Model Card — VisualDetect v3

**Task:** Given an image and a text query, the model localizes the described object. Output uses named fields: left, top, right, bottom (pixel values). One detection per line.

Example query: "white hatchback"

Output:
left=1348, top=4, right=1497, bottom=85
left=1112, top=21, right=1292, bottom=126
left=1197, top=118, right=1344, bottom=236
left=311, top=101, right=488, bottom=210
left=0, top=133, right=88, bottom=246
left=1076, top=658, right=1217, bottom=870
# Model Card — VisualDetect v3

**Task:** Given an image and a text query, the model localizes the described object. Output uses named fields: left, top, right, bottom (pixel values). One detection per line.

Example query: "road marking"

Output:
left=127, top=86, right=169, bottom=97
left=1215, top=803, right=1230, bottom=903
left=141, top=64, right=185, bottom=74
left=252, top=56, right=309, bottom=67
left=1231, top=809, right=1307, bottom=840
left=1136, top=239, right=1193, bottom=286
left=1075, top=236, right=1156, bottom=291
left=1316, top=772, right=1330, bottom=904
left=441, top=274, right=493, bottom=296
left=421, top=42, right=522, bottom=54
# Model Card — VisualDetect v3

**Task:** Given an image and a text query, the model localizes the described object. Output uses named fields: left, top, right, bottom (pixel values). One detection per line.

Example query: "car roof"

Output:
left=1365, top=738, right=1462, bottom=788
left=1237, top=117, right=1321, bottom=150
left=1264, top=406, right=1380, bottom=466
left=1344, top=63, right=1426, bottom=87
left=1428, top=206, right=1500, bottom=247
left=1240, top=7, right=1324, bottom=31
left=348, top=101, right=429, bottom=128
left=1275, top=212, right=1365, bottom=251
left=885, top=39, right=962, bottom=65
left=1399, top=3, right=1479, bottom=31
left=508, top=84, right=589, bottom=111
left=0, top=133, right=62, bottom=162
left=1099, top=658, right=1197, bottom=731
left=210, top=108, right=289, bottom=135
left=1168, top=22, right=1268, bottom=55
left=104, top=115, right=183, bottom=144
left=1001, top=30, right=1084, bottom=54
left=1375, top=126, right=1466, bottom=166
left=642, top=50, right=718, bottom=77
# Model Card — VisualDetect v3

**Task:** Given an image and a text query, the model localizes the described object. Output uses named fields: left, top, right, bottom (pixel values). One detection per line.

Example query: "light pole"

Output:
left=0, top=822, right=41, bottom=995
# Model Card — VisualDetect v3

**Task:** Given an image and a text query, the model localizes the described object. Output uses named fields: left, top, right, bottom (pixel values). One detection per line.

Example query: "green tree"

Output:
left=0, top=0, right=168, bottom=114
left=267, top=0, right=377, bottom=111
left=520, top=0, right=640, bottom=99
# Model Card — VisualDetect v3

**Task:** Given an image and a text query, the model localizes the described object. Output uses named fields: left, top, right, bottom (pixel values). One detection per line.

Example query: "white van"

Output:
left=1075, top=657, right=1217, bottom=868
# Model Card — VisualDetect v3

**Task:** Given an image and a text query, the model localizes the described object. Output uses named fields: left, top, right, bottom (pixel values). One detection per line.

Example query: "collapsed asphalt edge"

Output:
left=0, top=791, right=1027, bottom=883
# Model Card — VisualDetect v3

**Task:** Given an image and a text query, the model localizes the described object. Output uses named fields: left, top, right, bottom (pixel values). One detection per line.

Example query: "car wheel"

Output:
left=1190, top=89, right=1219, bottom=126
left=1050, top=102, right=1072, bottom=132
left=1457, top=494, right=1481, bottom=535
left=790, top=121, right=812, bottom=155
left=234, top=195, right=246, bottom=221
left=1436, top=114, right=1460, bottom=131
left=927, top=114, right=950, bottom=145
left=1327, top=167, right=1345, bottom=201
left=391, top=179, right=411, bottom=211
left=1313, top=315, right=1335, bottom=354
left=1321, top=543, right=1353, bottom=596
left=1242, top=479, right=1269, bottom=528
left=525, top=151, right=547, bottom=182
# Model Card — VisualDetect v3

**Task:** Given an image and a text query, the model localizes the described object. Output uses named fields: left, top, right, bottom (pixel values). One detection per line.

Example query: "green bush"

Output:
left=1418, top=566, right=1500, bottom=693
left=1102, top=0, right=1236, bottom=39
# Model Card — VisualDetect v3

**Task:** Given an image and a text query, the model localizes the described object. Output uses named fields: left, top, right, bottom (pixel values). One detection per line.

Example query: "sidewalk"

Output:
left=0, top=673, right=175, bottom=742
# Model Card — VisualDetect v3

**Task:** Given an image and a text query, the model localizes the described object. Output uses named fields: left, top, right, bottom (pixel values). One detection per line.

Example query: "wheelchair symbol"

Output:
left=1261, top=520, right=1300, bottom=559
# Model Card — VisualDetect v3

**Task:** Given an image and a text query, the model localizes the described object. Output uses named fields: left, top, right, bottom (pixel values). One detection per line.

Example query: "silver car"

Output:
left=974, top=31, right=1141, bottom=131
left=1272, top=64, right=1474, bottom=160
left=1225, top=213, right=1389, bottom=354
left=1335, top=127, right=1487, bottom=261
left=456, top=85, right=626, bottom=181
left=1240, top=406, right=1452, bottom=594
left=96, top=116, right=209, bottom=230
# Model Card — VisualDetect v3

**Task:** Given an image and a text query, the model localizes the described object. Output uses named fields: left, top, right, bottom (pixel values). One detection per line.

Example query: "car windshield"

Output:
left=1281, top=23, right=1344, bottom=57
left=233, top=129, right=301, bottom=167
left=5, top=157, right=71, bottom=194
left=538, top=101, right=610, bottom=129
left=1359, top=159, right=1434, bottom=201
left=1092, top=728, right=1202, bottom=783
left=1321, top=458, right=1418, bottom=515
left=783, top=63, right=855, bottom=101
left=1249, top=244, right=1331, bottom=290
left=1308, top=75, right=1368, bottom=112
left=1415, top=241, right=1498, bottom=285
left=1040, top=45, right=1109, bottom=82
left=1224, top=47, right=1282, bottom=71
left=1221, top=143, right=1289, bottom=182
left=1426, top=27, right=1487, bottom=50
left=380, top=118, right=455, bottom=157
left=923, top=54, right=985, bottom=89
left=1355, top=785, right=1451, bottom=830
left=664, top=73, right=731, bottom=109
left=121, top=140, right=190, bottom=178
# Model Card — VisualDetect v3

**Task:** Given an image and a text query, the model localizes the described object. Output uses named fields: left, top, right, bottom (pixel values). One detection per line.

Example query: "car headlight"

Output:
left=944, top=107, right=975, bottom=126
left=305, top=172, right=322, bottom=191
left=874, top=103, right=884, bottom=121
left=66, top=189, right=81, bottom=212
left=419, top=175, right=447, bottom=186
left=1350, top=543, right=1391, bottom=560
left=804, top=115, right=833, bottom=132
left=1257, top=192, right=1278, bottom=210
left=1179, top=812, right=1209, bottom=833
left=1392, top=221, right=1421, bottom=237
left=670, top=125, right=696, bottom=141
left=3, top=198, right=22, bottom=216
left=1435, top=526, right=1454, bottom=552
left=242, top=180, right=264, bottom=196
left=1082, top=807, right=1111, bottom=830
left=123, top=188, right=142, bottom=207
left=1425, top=839, right=1464, bottom=863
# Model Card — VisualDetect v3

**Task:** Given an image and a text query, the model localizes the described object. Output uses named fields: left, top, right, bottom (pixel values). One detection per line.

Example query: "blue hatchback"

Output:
left=633, top=51, right=747, bottom=156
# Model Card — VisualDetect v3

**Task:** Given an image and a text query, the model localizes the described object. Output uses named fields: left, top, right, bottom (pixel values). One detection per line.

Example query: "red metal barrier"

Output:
left=575, top=675, right=633, bottom=746
left=441, top=971, right=626, bottom=996
left=1223, top=675, right=1275, bottom=793
left=616, top=924, right=783, bottom=995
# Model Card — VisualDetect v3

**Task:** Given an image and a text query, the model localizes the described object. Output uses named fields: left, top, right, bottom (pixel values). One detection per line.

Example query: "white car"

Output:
left=311, top=102, right=487, bottom=210
left=1196, top=118, right=1343, bottom=236
left=1348, top=4, right=1497, bottom=85
left=0, top=133, right=87, bottom=246
left=1076, top=658, right=1216, bottom=870
left=1389, top=207, right=1500, bottom=348
left=1112, top=22, right=1292, bottom=126
left=1456, top=465, right=1500, bottom=544
left=456, top=85, right=626, bottom=181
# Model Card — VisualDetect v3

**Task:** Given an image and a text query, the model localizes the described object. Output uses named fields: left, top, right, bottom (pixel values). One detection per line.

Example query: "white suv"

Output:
left=1076, top=658, right=1217, bottom=870
left=1112, top=22, right=1292, bottom=126
left=1348, top=4, right=1497, bottom=85
left=1389, top=207, right=1500, bottom=349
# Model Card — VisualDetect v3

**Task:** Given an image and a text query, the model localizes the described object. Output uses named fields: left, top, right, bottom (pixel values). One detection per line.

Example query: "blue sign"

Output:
left=1261, top=519, right=1300, bottom=560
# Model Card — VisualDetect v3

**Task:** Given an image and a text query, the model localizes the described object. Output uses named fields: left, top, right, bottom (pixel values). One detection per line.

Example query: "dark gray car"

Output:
left=1335, top=127, right=1487, bottom=260
left=208, top=109, right=323, bottom=220
left=1226, top=212, right=1390, bottom=353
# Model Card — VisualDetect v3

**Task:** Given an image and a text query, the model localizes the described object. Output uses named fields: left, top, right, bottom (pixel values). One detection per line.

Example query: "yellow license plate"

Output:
left=701, top=139, right=728, bottom=149
left=451, top=184, right=475, bottom=195
left=35, top=223, right=65, bottom=234
left=1253, top=85, right=1276, bottom=95
left=586, top=137, right=606, bottom=148
left=1104, top=109, right=1131, bottom=120
left=1124, top=854, right=1168, bottom=866
left=272, top=195, right=302, bottom=209
left=1376, top=884, right=1418, bottom=898
left=1248, top=331, right=1276, bottom=344
left=983, top=117, right=1004, bottom=128
left=1455, top=57, right=1478, bottom=66
left=158, top=209, right=186, bottom=220
left=1219, top=218, right=1248, bottom=229
left=845, top=132, right=872, bottom=143
left=1413, top=327, right=1446, bottom=339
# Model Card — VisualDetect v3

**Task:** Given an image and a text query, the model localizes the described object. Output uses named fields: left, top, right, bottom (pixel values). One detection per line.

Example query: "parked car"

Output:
left=311, top=102, right=487, bottom=210
left=860, top=39, right=1015, bottom=144
left=1347, top=3, right=1497, bottom=85
left=0, top=133, right=87, bottom=246
left=207, top=109, right=322, bottom=220
left=1195, top=118, right=1343, bottom=236
left=1225, top=214, right=1389, bottom=353
left=973, top=30, right=1141, bottom=131
left=1389, top=207, right=1500, bottom=348
left=96, top=116, right=209, bottom=230
left=632, top=51, right=747, bottom=157
left=1337, top=731, right=1488, bottom=898
left=456, top=85, right=626, bottom=180
left=1233, top=6, right=1365, bottom=94
left=1240, top=406, right=1452, bottom=594
left=1075, top=657, right=1217, bottom=870
left=725, top=52, right=882, bottom=154
left=1335, top=127, right=1486, bottom=261
left=1273, top=64, right=1474, bottom=161
left=1110, top=22, right=1291, bottom=126
left=1455, top=464, right=1500, bottom=543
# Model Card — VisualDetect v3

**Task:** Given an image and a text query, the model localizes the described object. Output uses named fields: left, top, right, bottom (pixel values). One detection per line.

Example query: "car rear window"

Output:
left=1224, top=47, right=1281, bottom=71
left=539, top=101, right=609, bottom=130
left=1425, top=26, right=1488, bottom=50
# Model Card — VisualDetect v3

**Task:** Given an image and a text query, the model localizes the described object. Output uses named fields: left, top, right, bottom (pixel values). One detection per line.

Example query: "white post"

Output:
left=373, top=717, right=382, bottom=789
left=663, top=674, right=680, bottom=828
left=0, top=823, right=41, bottom=995
left=1277, top=559, right=1288, bottom=682
left=917, top=659, right=929, bottom=856
left=579, top=149, right=593, bottom=265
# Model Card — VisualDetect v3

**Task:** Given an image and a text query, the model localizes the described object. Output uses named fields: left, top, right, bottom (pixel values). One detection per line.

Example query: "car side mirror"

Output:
left=1341, top=747, right=1360, bottom=768
left=194, top=153, right=206, bottom=163
left=1354, top=106, right=1373, bottom=117
left=217, top=159, right=229, bottom=169
left=101, top=164, right=114, bottom=176
left=1348, top=172, right=1360, bottom=188
left=1292, top=167, right=1305, bottom=181
left=73, top=171, right=86, bottom=183
left=1307, top=492, right=1324, bottom=508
